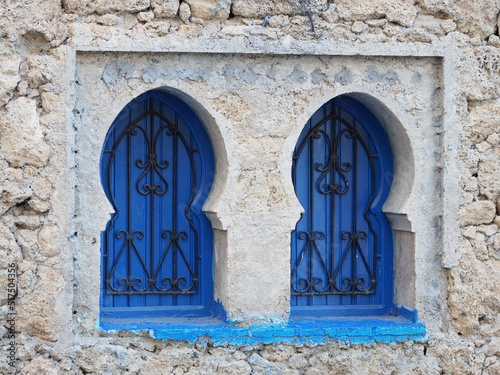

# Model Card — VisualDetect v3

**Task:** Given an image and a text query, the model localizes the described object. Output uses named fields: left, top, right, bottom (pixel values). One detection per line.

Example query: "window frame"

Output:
left=99, top=89, right=216, bottom=322
left=290, top=96, right=396, bottom=318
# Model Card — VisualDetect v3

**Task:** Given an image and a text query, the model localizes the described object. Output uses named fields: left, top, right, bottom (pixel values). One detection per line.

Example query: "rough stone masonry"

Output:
left=0, top=0, right=500, bottom=374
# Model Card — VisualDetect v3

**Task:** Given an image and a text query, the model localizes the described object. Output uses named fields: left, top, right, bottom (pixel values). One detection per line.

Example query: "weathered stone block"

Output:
left=420, top=0, right=498, bottom=38
left=96, top=14, right=121, bottom=26
left=0, top=168, right=33, bottom=212
left=15, top=229, right=39, bottom=255
left=0, top=97, right=50, bottom=168
left=464, top=49, right=500, bottom=101
left=414, top=14, right=444, bottom=35
left=475, top=140, right=491, bottom=153
left=28, top=198, right=51, bottom=213
left=0, top=224, right=22, bottom=295
left=17, top=357, right=61, bottom=375
left=232, top=0, right=327, bottom=18
left=137, top=10, right=155, bottom=22
left=335, top=0, right=418, bottom=27
left=41, top=92, right=59, bottom=113
left=351, top=21, right=368, bottom=33
left=488, top=34, right=500, bottom=48
left=38, top=226, right=60, bottom=257
left=0, top=54, right=21, bottom=107
left=478, top=160, right=500, bottom=201
left=179, top=2, right=191, bottom=23
left=429, top=343, right=487, bottom=374
left=454, top=1, right=499, bottom=39
left=183, top=0, right=231, bottom=20
left=461, top=201, right=496, bottom=226
left=440, top=19, right=457, bottom=33
left=418, top=0, right=460, bottom=17
left=366, top=18, right=387, bottom=27
left=215, top=360, right=252, bottom=374
left=467, top=100, right=500, bottom=142
left=0, top=0, right=64, bottom=43
left=289, top=353, right=309, bottom=368
left=487, top=133, right=500, bottom=145
left=476, top=224, right=498, bottom=236
left=63, top=0, right=150, bottom=15
left=321, top=6, right=338, bottom=23
left=385, top=3, right=418, bottom=28
left=448, top=245, right=500, bottom=337
left=16, top=266, right=64, bottom=342
left=488, top=337, right=500, bottom=356
left=32, top=178, right=53, bottom=200
left=151, top=0, right=180, bottom=18
left=484, top=361, right=500, bottom=375
left=0, top=223, right=20, bottom=255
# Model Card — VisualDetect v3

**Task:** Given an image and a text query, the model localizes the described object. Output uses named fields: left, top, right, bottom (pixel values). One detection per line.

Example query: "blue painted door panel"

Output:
left=100, top=90, right=214, bottom=317
left=291, top=96, right=394, bottom=316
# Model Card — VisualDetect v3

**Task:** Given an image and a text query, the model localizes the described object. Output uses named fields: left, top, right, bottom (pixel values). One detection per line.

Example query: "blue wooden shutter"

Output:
left=291, top=96, right=394, bottom=316
left=100, top=90, right=214, bottom=318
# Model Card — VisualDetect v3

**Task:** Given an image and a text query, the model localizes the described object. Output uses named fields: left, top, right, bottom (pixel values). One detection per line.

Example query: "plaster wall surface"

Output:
left=0, top=0, right=499, bottom=374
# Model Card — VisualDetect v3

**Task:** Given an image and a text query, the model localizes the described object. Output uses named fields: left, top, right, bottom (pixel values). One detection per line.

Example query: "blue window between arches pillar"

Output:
left=291, top=96, right=396, bottom=318
left=100, top=89, right=216, bottom=322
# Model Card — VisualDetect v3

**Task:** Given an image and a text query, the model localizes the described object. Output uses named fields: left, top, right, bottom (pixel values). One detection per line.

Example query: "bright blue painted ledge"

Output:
left=100, top=316, right=426, bottom=346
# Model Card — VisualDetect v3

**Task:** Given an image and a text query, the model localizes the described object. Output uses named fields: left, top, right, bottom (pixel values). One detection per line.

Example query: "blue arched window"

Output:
left=100, top=90, right=215, bottom=320
left=291, top=96, right=394, bottom=317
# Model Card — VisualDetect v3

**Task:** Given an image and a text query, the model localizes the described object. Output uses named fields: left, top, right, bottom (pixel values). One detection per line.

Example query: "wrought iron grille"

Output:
left=291, top=97, right=393, bottom=308
left=101, top=91, right=214, bottom=308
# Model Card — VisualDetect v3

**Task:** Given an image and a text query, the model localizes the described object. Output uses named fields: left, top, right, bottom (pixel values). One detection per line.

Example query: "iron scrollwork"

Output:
left=104, top=98, right=200, bottom=297
left=291, top=105, right=379, bottom=299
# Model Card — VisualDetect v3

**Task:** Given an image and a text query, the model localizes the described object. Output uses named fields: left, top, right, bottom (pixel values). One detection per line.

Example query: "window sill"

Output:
left=99, top=315, right=426, bottom=346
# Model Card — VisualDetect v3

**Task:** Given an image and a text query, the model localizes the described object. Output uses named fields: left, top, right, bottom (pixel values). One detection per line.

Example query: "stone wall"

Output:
left=0, top=1, right=499, bottom=374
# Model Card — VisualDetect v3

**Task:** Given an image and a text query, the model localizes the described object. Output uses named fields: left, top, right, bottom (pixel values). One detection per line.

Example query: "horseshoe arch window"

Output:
left=100, top=90, right=215, bottom=320
left=291, top=96, right=394, bottom=316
